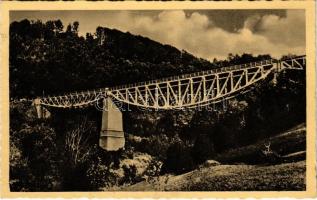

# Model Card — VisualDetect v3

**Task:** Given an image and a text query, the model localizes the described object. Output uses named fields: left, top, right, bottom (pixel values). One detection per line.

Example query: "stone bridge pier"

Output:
left=99, top=97, right=125, bottom=151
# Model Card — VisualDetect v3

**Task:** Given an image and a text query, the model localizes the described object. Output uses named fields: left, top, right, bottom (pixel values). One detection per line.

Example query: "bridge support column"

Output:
left=34, top=98, right=43, bottom=118
left=99, top=97, right=125, bottom=151
left=33, top=98, right=50, bottom=119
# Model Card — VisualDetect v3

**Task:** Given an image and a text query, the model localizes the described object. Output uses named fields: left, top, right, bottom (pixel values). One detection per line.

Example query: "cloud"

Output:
left=98, top=10, right=305, bottom=61
left=256, top=10, right=305, bottom=47
left=14, top=10, right=303, bottom=61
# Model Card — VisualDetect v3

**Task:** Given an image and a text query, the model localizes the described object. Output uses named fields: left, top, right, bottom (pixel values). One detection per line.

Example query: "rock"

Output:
left=127, top=134, right=143, bottom=143
left=203, top=160, right=220, bottom=167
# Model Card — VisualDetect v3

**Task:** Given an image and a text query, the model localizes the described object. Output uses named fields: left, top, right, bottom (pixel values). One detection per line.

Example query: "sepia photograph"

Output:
left=0, top=1, right=316, bottom=197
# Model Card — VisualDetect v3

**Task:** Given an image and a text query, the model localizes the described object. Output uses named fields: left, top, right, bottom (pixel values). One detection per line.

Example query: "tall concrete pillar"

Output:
left=34, top=98, right=43, bottom=118
left=99, top=97, right=125, bottom=151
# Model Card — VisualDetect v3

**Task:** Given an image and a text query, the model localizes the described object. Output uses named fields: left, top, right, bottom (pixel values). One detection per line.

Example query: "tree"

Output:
left=73, top=21, right=79, bottom=34
left=10, top=102, right=60, bottom=191
left=54, top=20, right=64, bottom=33
left=162, top=139, right=194, bottom=175
left=66, top=24, right=72, bottom=33
left=192, top=134, right=215, bottom=164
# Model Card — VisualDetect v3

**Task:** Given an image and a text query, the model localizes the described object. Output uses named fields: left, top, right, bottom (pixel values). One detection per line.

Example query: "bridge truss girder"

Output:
left=35, top=55, right=306, bottom=110
left=109, top=63, right=275, bottom=109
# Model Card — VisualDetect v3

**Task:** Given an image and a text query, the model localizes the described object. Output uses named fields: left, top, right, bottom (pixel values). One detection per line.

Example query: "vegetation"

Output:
left=213, top=123, right=306, bottom=164
left=120, top=125, right=306, bottom=191
left=10, top=19, right=213, bottom=98
left=185, top=161, right=305, bottom=191
left=161, top=138, right=195, bottom=175
left=10, top=102, right=60, bottom=191
left=123, top=161, right=305, bottom=191
left=9, top=19, right=306, bottom=191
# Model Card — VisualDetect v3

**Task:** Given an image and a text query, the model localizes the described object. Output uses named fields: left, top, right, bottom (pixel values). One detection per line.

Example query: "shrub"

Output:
left=9, top=142, right=30, bottom=191
left=86, top=157, right=117, bottom=190
left=192, top=134, right=215, bottom=164
left=10, top=119, right=60, bottom=191
left=63, top=117, right=95, bottom=165
left=162, top=139, right=194, bottom=175
left=60, top=117, right=105, bottom=191
left=131, top=134, right=181, bottom=160
left=119, top=164, right=143, bottom=185
left=141, top=134, right=170, bottom=159
left=143, top=158, right=163, bottom=178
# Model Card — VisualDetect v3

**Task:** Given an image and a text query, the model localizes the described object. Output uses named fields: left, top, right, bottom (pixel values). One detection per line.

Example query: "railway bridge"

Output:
left=34, top=55, right=306, bottom=151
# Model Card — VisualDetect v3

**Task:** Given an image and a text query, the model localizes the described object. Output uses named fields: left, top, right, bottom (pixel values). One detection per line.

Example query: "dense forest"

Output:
left=10, top=19, right=274, bottom=98
left=9, top=20, right=306, bottom=191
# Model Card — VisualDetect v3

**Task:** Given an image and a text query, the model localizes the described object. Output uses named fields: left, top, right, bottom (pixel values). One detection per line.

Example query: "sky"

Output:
left=11, top=10, right=305, bottom=61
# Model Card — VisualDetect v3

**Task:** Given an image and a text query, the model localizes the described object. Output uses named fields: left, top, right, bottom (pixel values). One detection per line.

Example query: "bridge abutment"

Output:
left=99, top=97, right=125, bottom=151
left=34, top=98, right=43, bottom=118
left=33, top=98, right=50, bottom=118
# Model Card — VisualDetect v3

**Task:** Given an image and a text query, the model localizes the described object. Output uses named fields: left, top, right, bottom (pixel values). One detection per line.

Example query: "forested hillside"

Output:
left=9, top=19, right=306, bottom=191
left=10, top=20, right=272, bottom=98
left=10, top=20, right=212, bottom=98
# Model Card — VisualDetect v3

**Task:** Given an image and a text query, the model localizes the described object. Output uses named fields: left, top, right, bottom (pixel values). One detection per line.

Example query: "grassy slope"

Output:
left=120, top=161, right=305, bottom=191
left=214, top=123, right=306, bottom=164
left=115, top=123, right=306, bottom=191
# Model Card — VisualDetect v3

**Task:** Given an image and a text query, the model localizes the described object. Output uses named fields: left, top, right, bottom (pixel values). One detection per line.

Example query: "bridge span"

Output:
left=33, top=55, right=306, bottom=151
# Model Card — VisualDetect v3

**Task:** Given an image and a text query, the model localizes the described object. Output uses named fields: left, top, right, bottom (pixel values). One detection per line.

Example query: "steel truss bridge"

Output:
left=34, top=55, right=306, bottom=110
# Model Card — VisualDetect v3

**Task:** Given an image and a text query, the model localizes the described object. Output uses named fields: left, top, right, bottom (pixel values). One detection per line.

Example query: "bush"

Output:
left=119, top=164, right=143, bottom=185
left=132, top=135, right=168, bottom=159
left=162, top=139, right=194, bottom=175
left=86, top=156, right=117, bottom=190
left=131, top=134, right=181, bottom=160
left=10, top=102, right=61, bottom=191
left=9, top=142, right=30, bottom=191
left=192, top=134, right=215, bottom=164
left=59, top=118, right=119, bottom=191
left=143, top=158, right=162, bottom=178
left=10, top=115, right=60, bottom=191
